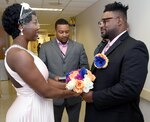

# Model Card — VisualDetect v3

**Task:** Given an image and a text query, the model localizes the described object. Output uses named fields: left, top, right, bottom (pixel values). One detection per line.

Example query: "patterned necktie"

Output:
left=60, top=45, right=67, bottom=57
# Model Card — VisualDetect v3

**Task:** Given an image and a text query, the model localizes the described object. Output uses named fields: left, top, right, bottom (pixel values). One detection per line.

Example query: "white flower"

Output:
left=66, top=79, right=76, bottom=90
left=83, top=75, right=94, bottom=93
left=21, top=3, right=31, bottom=10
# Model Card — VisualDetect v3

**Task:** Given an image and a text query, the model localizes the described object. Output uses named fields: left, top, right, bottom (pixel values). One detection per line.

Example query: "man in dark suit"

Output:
left=39, top=18, right=89, bottom=122
left=82, top=2, right=149, bottom=122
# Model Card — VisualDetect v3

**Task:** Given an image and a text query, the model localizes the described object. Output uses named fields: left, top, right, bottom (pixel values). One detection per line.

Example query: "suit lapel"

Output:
left=91, top=41, right=107, bottom=72
left=51, top=39, right=64, bottom=59
left=105, top=40, right=121, bottom=55
left=91, top=40, right=121, bottom=72
left=105, top=32, right=129, bottom=56
left=94, top=41, right=107, bottom=55
left=64, top=40, right=74, bottom=59
left=91, top=63, right=95, bottom=72
left=91, top=32, right=129, bottom=71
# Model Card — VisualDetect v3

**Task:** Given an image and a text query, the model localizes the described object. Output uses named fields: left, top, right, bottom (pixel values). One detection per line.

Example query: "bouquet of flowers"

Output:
left=66, top=68, right=96, bottom=93
left=94, top=53, right=109, bottom=69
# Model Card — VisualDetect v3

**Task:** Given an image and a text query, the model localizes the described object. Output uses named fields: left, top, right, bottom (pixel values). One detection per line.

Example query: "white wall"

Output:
left=76, top=0, right=150, bottom=122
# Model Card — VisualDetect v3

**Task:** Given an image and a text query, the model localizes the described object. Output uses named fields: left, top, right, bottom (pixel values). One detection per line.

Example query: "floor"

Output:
left=0, top=80, right=85, bottom=122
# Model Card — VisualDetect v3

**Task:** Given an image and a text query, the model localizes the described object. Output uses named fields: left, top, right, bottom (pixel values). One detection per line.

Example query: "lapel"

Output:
left=64, top=40, right=74, bottom=59
left=91, top=41, right=107, bottom=72
left=105, top=32, right=129, bottom=56
left=91, top=32, right=129, bottom=72
left=105, top=40, right=121, bottom=56
left=51, top=39, right=64, bottom=59
left=94, top=41, right=108, bottom=55
left=91, top=62, right=95, bottom=72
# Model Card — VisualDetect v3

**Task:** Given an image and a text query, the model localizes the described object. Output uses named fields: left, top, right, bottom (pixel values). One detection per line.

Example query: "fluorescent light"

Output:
left=40, top=24, right=51, bottom=26
left=32, top=8, right=63, bottom=11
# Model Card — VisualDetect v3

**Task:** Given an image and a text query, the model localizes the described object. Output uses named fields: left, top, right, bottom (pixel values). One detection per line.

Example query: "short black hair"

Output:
left=2, top=3, right=36, bottom=39
left=104, top=1, right=128, bottom=19
left=55, top=18, right=69, bottom=29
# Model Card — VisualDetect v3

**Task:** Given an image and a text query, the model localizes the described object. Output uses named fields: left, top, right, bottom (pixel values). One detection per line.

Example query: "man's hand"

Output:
left=54, top=76, right=59, bottom=81
left=81, top=91, right=93, bottom=103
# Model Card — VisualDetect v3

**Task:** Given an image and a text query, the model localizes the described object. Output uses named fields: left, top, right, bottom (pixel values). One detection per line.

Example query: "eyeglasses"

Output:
left=98, top=17, right=118, bottom=26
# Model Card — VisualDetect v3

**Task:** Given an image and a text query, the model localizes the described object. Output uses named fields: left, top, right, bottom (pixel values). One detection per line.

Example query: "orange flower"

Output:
left=73, top=80, right=84, bottom=93
left=66, top=68, right=96, bottom=93
left=69, top=71, right=79, bottom=79
left=87, top=70, right=96, bottom=81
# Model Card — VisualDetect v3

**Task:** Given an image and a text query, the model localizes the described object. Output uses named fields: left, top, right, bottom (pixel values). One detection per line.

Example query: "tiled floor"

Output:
left=0, top=80, right=85, bottom=122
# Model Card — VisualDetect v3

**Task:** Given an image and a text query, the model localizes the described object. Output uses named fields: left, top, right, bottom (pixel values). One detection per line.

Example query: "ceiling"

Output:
left=0, top=0, right=98, bottom=34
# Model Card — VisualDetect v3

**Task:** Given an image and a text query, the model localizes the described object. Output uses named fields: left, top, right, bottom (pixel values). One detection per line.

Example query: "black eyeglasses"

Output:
left=98, top=17, right=118, bottom=26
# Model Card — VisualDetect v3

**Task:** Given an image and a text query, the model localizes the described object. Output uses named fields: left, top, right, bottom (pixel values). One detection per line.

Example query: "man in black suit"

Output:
left=82, top=2, right=149, bottom=122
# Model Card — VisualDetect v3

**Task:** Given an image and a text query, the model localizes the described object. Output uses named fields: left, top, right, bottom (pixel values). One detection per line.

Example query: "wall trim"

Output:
left=140, top=88, right=150, bottom=101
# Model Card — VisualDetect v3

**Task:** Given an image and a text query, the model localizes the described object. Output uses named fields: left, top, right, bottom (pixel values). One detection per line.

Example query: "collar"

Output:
left=56, top=39, right=69, bottom=46
left=109, top=30, right=127, bottom=47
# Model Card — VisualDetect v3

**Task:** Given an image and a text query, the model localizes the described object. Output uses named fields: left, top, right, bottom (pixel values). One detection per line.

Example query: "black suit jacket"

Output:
left=85, top=32, right=149, bottom=122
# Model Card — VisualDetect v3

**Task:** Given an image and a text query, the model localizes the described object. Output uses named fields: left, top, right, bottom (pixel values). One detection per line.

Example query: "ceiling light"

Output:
left=32, top=8, right=63, bottom=11
left=40, top=24, right=51, bottom=26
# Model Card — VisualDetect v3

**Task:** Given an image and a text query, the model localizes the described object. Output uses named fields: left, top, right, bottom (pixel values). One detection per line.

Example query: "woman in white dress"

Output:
left=2, top=3, right=78, bottom=122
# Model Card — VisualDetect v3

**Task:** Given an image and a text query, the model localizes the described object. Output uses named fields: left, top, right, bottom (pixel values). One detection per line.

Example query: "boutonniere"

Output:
left=94, top=53, right=109, bottom=69
left=66, top=67, right=96, bottom=93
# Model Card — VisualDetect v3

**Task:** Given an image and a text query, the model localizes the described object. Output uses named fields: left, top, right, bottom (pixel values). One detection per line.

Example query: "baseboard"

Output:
left=140, top=88, right=150, bottom=101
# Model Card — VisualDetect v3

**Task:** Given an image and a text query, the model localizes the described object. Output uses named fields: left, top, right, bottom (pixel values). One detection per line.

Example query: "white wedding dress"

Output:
left=4, top=45, right=54, bottom=122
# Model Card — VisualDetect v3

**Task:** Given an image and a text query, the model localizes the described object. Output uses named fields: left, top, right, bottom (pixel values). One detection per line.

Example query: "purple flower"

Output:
left=75, top=74, right=83, bottom=80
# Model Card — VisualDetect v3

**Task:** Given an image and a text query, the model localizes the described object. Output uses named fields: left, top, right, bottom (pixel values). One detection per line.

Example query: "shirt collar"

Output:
left=109, top=30, right=127, bottom=47
left=56, top=39, right=69, bottom=46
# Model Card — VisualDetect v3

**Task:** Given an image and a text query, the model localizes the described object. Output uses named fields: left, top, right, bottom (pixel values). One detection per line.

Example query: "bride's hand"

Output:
left=47, top=78, right=66, bottom=90
left=63, top=89, right=81, bottom=98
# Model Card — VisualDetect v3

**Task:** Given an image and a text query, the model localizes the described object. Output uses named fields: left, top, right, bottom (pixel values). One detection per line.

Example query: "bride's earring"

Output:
left=20, top=29, right=23, bottom=35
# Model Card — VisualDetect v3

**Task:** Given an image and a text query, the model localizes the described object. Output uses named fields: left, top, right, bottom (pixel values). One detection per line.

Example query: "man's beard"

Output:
left=101, top=33, right=109, bottom=39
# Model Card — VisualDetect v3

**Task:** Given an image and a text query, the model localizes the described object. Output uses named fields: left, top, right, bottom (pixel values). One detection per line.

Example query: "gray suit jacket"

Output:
left=39, top=39, right=89, bottom=105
